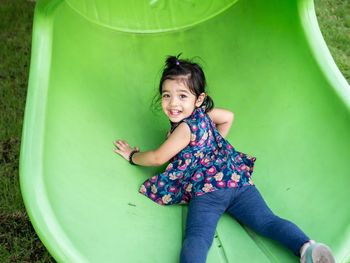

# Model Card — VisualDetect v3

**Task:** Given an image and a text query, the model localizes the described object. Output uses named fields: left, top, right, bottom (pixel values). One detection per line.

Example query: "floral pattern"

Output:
left=139, top=106, right=256, bottom=205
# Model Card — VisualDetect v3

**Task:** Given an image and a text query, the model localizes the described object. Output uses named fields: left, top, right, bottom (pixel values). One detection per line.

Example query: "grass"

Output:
left=0, top=0, right=55, bottom=262
left=0, top=0, right=349, bottom=262
left=314, top=0, right=350, bottom=81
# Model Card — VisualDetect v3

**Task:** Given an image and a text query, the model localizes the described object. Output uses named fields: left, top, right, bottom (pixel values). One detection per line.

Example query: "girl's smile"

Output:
left=161, top=78, right=204, bottom=123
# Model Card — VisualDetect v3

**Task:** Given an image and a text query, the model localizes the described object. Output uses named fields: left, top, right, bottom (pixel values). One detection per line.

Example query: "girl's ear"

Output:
left=195, top=93, right=206, bottom=107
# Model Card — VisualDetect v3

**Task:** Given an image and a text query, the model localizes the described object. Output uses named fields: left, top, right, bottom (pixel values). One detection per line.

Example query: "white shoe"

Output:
left=300, top=242, right=335, bottom=263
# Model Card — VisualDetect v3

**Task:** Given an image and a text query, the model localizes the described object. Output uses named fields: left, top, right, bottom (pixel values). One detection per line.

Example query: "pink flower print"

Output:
left=149, top=193, right=157, bottom=200
left=178, top=159, right=191, bottom=171
left=165, top=163, right=173, bottom=171
left=194, top=151, right=204, bottom=158
left=218, top=142, right=222, bottom=148
left=204, top=176, right=213, bottom=183
left=182, top=194, right=191, bottom=204
left=198, top=132, right=208, bottom=146
left=239, top=164, right=248, bottom=171
left=226, top=144, right=233, bottom=150
left=202, top=183, right=213, bottom=193
left=145, top=181, right=151, bottom=187
left=158, top=181, right=165, bottom=188
left=231, top=172, right=241, bottom=182
left=155, top=198, right=163, bottom=205
left=200, top=121, right=206, bottom=129
left=227, top=180, right=237, bottom=188
left=185, top=183, right=193, bottom=192
left=190, top=133, right=197, bottom=146
left=206, top=166, right=217, bottom=175
left=215, top=159, right=223, bottom=165
left=191, top=125, right=198, bottom=132
left=169, top=173, right=177, bottom=180
left=248, top=155, right=256, bottom=162
left=235, top=155, right=243, bottom=162
left=183, top=153, right=192, bottom=159
left=162, top=194, right=172, bottom=204
left=214, top=172, right=223, bottom=181
left=249, top=178, right=254, bottom=185
left=193, top=172, right=204, bottom=181
left=168, top=186, right=178, bottom=193
left=151, top=184, right=158, bottom=194
left=150, top=175, right=157, bottom=183
left=200, top=157, right=211, bottom=167
left=140, top=185, right=147, bottom=194
left=243, top=171, right=251, bottom=178
left=216, top=181, right=226, bottom=188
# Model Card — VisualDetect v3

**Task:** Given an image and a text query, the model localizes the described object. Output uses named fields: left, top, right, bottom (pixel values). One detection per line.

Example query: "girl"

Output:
left=113, top=55, right=335, bottom=263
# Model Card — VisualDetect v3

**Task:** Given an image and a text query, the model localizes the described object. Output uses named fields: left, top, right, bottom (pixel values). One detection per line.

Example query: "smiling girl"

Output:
left=113, top=54, right=335, bottom=263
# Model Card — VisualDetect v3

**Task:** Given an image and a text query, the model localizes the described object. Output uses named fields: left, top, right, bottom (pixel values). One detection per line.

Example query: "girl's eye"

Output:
left=180, top=94, right=187, bottom=99
left=162, top=94, right=170, bottom=98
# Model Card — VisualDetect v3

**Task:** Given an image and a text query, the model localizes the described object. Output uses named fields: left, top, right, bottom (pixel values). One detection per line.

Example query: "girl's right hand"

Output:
left=113, top=139, right=139, bottom=162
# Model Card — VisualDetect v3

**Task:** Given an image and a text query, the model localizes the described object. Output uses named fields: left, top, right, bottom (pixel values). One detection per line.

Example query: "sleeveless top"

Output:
left=139, top=106, right=256, bottom=205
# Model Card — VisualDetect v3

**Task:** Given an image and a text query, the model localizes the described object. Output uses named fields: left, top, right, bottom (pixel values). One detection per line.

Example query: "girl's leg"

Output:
left=226, top=185, right=310, bottom=256
left=180, top=189, right=231, bottom=263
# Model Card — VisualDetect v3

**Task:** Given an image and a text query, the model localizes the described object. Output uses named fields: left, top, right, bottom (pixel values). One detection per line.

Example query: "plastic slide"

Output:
left=20, top=0, right=350, bottom=262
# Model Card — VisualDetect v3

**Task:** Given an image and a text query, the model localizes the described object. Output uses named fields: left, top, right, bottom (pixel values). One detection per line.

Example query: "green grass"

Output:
left=314, top=0, right=350, bottom=81
left=0, top=0, right=55, bottom=262
left=0, top=0, right=349, bottom=262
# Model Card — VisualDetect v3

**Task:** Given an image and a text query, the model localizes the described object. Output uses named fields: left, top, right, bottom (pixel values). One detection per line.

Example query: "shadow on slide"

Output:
left=20, top=0, right=350, bottom=262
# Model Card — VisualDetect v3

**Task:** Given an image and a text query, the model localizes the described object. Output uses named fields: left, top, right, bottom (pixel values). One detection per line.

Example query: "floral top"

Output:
left=139, top=106, right=256, bottom=206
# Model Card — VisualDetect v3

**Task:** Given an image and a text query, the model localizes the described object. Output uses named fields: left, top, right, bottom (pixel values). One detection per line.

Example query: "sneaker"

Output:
left=300, top=242, right=335, bottom=263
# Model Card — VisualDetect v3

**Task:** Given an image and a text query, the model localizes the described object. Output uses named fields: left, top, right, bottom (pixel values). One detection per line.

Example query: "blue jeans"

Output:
left=180, top=185, right=310, bottom=263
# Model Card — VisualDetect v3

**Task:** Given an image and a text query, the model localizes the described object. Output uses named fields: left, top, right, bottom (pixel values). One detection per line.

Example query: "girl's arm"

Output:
left=207, top=108, right=234, bottom=138
left=114, top=122, right=191, bottom=167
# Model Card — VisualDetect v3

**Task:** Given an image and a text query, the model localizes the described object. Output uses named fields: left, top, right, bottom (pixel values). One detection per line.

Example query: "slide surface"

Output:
left=20, top=0, right=350, bottom=262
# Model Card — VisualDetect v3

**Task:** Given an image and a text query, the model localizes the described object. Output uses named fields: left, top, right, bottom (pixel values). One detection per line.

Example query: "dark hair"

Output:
left=151, top=54, right=214, bottom=112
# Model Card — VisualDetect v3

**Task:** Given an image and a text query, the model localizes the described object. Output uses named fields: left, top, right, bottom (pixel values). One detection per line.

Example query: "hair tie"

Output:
left=176, top=60, right=180, bottom=66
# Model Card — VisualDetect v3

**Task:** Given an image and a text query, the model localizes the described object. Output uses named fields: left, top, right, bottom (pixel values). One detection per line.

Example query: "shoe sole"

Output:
left=306, top=244, right=335, bottom=263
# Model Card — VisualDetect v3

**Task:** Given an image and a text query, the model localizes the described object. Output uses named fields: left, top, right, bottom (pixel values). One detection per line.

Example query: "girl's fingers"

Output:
left=114, top=141, right=125, bottom=149
left=113, top=140, right=134, bottom=161
left=114, top=149, right=129, bottom=161
left=114, top=140, right=129, bottom=147
left=114, top=148, right=123, bottom=156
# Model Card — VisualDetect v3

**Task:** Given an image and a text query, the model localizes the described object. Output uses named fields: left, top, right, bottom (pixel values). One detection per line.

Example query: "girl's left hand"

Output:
left=113, top=139, right=139, bottom=161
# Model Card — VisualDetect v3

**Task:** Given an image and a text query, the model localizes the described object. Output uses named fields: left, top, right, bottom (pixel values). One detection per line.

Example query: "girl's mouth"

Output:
left=169, top=110, right=182, bottom=116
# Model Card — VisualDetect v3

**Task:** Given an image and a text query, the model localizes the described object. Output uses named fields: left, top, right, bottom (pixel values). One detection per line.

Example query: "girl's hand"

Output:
left=113, top=140, right=139, bottom=161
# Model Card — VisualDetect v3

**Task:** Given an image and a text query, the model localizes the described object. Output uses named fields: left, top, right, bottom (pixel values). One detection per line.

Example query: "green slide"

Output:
left=20, top=0, right=350, bottom=262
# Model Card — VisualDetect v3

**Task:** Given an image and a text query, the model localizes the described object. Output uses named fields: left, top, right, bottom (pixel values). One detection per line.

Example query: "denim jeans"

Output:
left=180, top=185, right=310, bottom=263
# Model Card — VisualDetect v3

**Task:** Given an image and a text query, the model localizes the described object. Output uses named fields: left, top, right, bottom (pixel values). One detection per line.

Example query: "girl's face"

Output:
left=161, top=78, right=205, bottom=123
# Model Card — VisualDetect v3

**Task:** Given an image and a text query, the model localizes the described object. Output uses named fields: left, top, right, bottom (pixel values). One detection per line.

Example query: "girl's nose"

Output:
left=170, top=97, right=179, bottom=106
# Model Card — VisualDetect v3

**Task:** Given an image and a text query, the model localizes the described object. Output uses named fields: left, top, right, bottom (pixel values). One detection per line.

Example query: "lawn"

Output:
left=0, top=0, right=349, bottom=262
